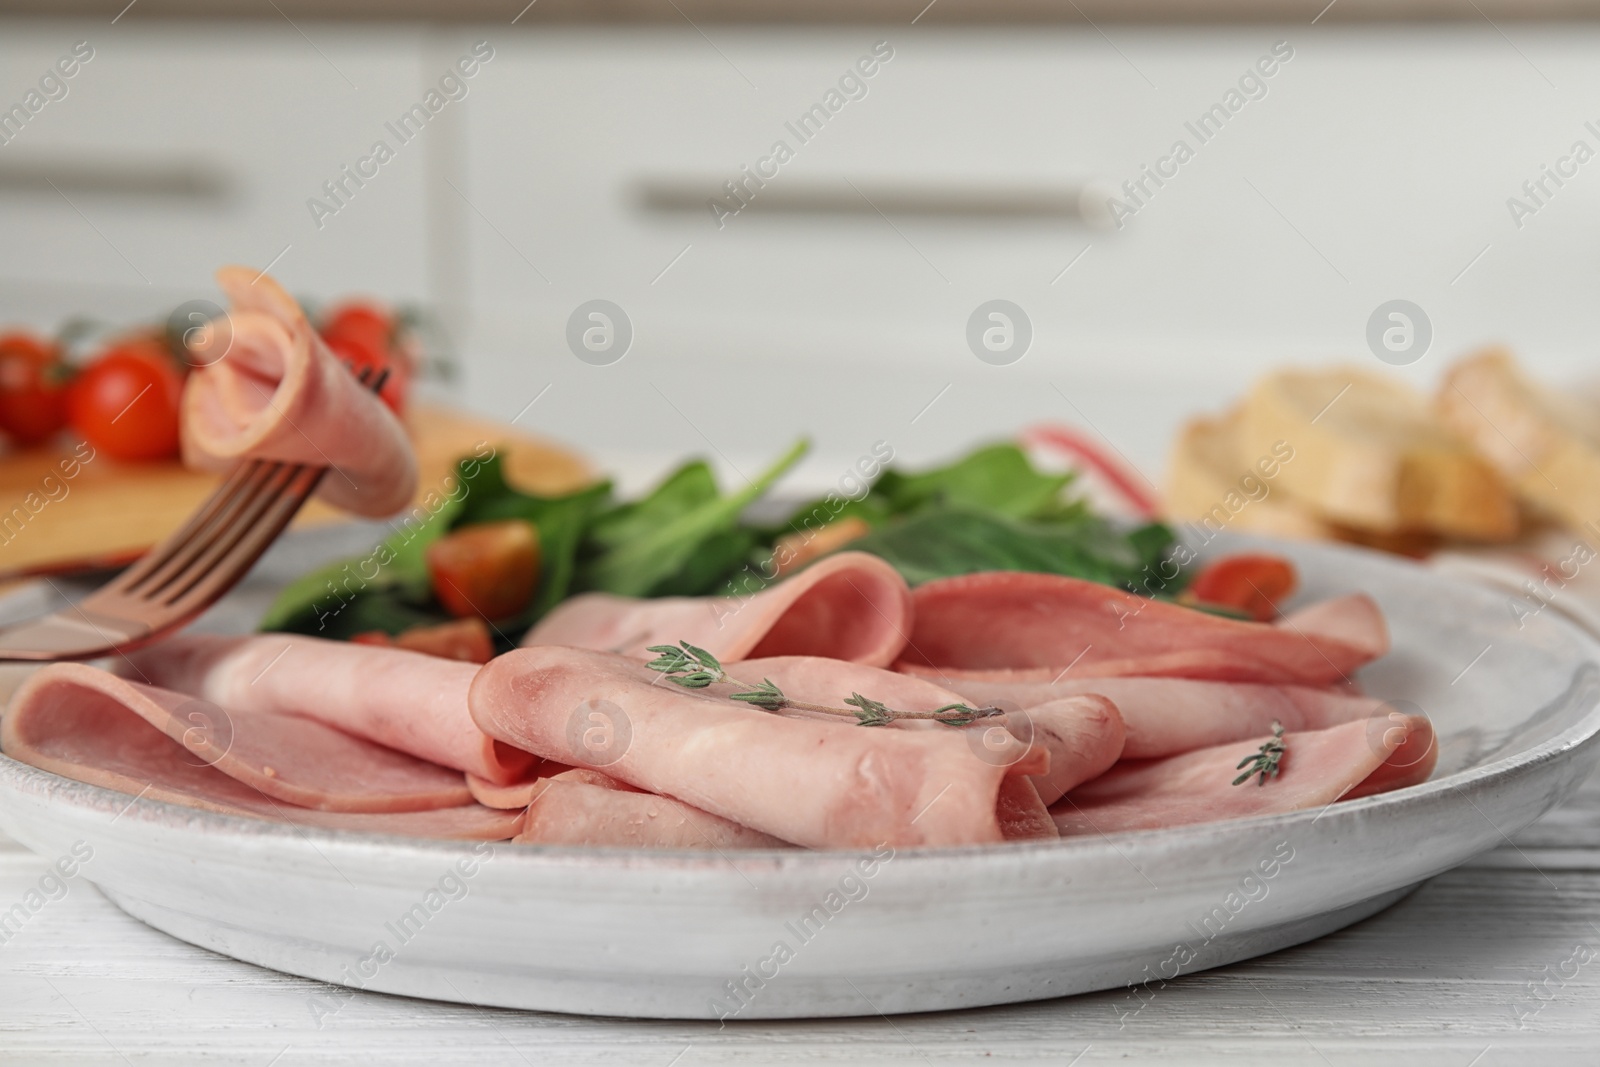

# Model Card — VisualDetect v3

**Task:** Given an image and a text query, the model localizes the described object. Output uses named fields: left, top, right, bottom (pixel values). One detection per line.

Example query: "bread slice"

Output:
left=1163, top=406, right=1338, bottom=541
left=1438, top=348, right=1600, bottom=531
left=1238, top=366, right=1520, bottom=541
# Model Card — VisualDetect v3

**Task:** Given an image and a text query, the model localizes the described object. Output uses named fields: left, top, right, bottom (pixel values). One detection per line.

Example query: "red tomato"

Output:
left=1186, top=553, right=1299, bottom=622
left=0, top=332, right=71, bottom=447
left=322, top=301, right=408, bottom=413
left=350, top=618, right=494, bottom=663
left=67, top=339, right=184, bottom=462
left=324, top=332, right=408, bottom=414
left=321, top=301, right=393, bottom=351
left=426, top=520, right=541, bottom=621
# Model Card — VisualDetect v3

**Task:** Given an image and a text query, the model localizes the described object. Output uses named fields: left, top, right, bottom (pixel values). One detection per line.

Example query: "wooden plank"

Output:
left=0, top=404, right=592, bottom=580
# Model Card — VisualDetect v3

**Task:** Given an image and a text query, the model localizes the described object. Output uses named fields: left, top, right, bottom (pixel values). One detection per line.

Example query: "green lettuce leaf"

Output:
left=577, top=438, right=808, bottom=598
left=844, top=507, right=1180, bottom=591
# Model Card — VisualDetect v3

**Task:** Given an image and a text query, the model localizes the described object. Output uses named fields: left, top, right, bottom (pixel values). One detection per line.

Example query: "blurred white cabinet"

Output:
left=2, top=21, right=1597, bottom=483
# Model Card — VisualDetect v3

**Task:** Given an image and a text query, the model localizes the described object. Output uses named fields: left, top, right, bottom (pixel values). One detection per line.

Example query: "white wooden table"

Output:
left=1, top=772, right=1597, bottom=1066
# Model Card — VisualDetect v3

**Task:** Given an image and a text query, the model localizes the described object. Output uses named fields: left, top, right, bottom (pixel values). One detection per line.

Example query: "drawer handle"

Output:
left=0, top=156, right=231, bottom=201
left=634, top=177, right=1116, bottom=229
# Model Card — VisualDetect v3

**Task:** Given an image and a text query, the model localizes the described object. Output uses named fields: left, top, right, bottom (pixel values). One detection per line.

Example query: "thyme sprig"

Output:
left=1232, top=720, right=1287, bottom=787
left=644, top=641, right=1001, bottom=728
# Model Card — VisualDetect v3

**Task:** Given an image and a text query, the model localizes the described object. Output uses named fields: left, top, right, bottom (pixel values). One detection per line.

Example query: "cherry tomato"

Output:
left=67, top=339, right=184, bottom=462
left=324, top=332, right=408, bottom=414
left=0, top=332, right=72, bottom=447
left=1186, top=553, right=1299, bottom=622
left=426, top=520, right=541, bottom=621
left=351, top=618, right=494, bottom=663
left=321, top=301, right=393, bottom=352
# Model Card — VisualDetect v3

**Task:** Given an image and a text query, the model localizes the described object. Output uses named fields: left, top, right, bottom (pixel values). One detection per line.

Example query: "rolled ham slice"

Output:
left=470, top=646, right=1041, bottom=849
left=1051, top=714, right=1437, bottom=836
left=516, top=778, right=792, bottom=849
left=3, top=665, right=516, bottom=839
left=898, top=571, right=1387, bottom=688
left=181, top=266, right=417, bottom=517
left=894, top=667, right=1386, bottom=761
left=522, top=551, right=912, bottom=667
left=123, top=633, right=535, bottom=786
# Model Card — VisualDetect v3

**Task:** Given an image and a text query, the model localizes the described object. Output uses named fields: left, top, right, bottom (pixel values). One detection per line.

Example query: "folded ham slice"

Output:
left=894, top=668, right=1385, bottom=761
left=898, top=571, right=1387, bottom=687
left=124, top=633, right=535, bottom=786
left=5, top=663, right=469, bottom=812
left=3, top=664, right=517, bottom=839
left=729, top=656, right=1121, bottom=810
left=181, top=266, right=417, bottom=517
left=522, top=551, right=912, bottom=667
left=1011, top=696, right=1125, bottom=805
left=995, top=776, right=1058, bottom=841
left=470, top=646, right=1041, bottom=849
left=1051, top=714, right=1437, bottom=836
left=516, top=778, right=792, bottom=849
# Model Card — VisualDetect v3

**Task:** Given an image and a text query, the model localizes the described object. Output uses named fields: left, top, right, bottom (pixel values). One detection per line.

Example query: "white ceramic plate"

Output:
left=0, top=533, right=1597, bottom=1020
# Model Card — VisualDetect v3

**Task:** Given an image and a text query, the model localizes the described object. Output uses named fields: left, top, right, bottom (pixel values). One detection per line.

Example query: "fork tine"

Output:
left=112, top=458, right=268, bottom=590
left=136, top=462, right=302, bottom=604
left=160, top=464, right=326, bottom=610
left=116, top=461, right=290, bottom=598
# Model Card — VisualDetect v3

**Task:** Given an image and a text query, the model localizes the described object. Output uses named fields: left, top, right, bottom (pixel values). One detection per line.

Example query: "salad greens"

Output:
left=260, top=437, right=1183, bottom=645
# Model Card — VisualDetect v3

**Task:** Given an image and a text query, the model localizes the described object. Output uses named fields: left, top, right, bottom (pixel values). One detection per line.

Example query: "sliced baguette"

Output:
left=1163, top=406, right=1338, bottom=541
left=1238, top=366, right=1519, bottom=541
left=1437, top=347, right=1600, bottom=531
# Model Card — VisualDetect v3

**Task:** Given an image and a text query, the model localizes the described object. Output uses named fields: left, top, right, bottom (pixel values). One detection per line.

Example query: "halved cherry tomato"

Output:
left=426, top=520, right=541, bottom=621
left=352, top=618, right=494, bottom=663
left=1185, top=553, right=1298, bottom=622
left=322, top=301, right=408, bottom=414
left=67, top=338, right=184, bottom=462
left=0, top=332, right=72, bottom=447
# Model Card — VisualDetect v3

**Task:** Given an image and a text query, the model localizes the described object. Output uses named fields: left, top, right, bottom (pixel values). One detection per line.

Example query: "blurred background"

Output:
left=0, top=2, right=1595, bottom=492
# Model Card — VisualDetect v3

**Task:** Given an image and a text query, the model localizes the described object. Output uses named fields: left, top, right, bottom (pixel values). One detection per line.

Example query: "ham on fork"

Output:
left=898, top=571, right=1388, bottom=688
left=181, top=265, right=417, bottom=517
left=522, top=551, right=912, bottom=667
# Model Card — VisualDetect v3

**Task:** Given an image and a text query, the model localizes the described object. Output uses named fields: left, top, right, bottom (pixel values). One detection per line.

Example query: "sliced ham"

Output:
left=734, top=656, right=1123, bottom=810
left=898, top=571, right=1387, bottom=687
left=5, top=663, right=469, bottom=812
left=522, top=551, right=912, bottom=667
left=181, top=266, right=417, bottom=517
left=2, top=665, right=516, bottom=840
left=123, top=633, right=535, bottom=785
left=995, top=776, right=1058, bottom=841
left=467, top=763, right=641, bottom=810
left=1010, top=695, right=1125, bottom=805
left=470, top=645, right=1041, bottom=849
left=1051, top=714, right=1437, bottom=836
left=515, top=778, right=792, bottom=849
left=894, top=667, right=1384, bottom=761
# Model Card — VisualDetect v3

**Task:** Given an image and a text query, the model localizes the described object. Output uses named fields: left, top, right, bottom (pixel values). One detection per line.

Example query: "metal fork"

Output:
left=0, top=366, right=388, bottom=661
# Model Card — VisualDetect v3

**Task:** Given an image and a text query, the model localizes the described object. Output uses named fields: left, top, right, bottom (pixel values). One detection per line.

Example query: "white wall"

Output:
left=1, top=20, right=1594, bottom=492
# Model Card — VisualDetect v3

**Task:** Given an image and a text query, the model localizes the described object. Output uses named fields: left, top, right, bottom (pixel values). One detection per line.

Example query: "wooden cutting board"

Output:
left=0, top=404, right=593, bottom=580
